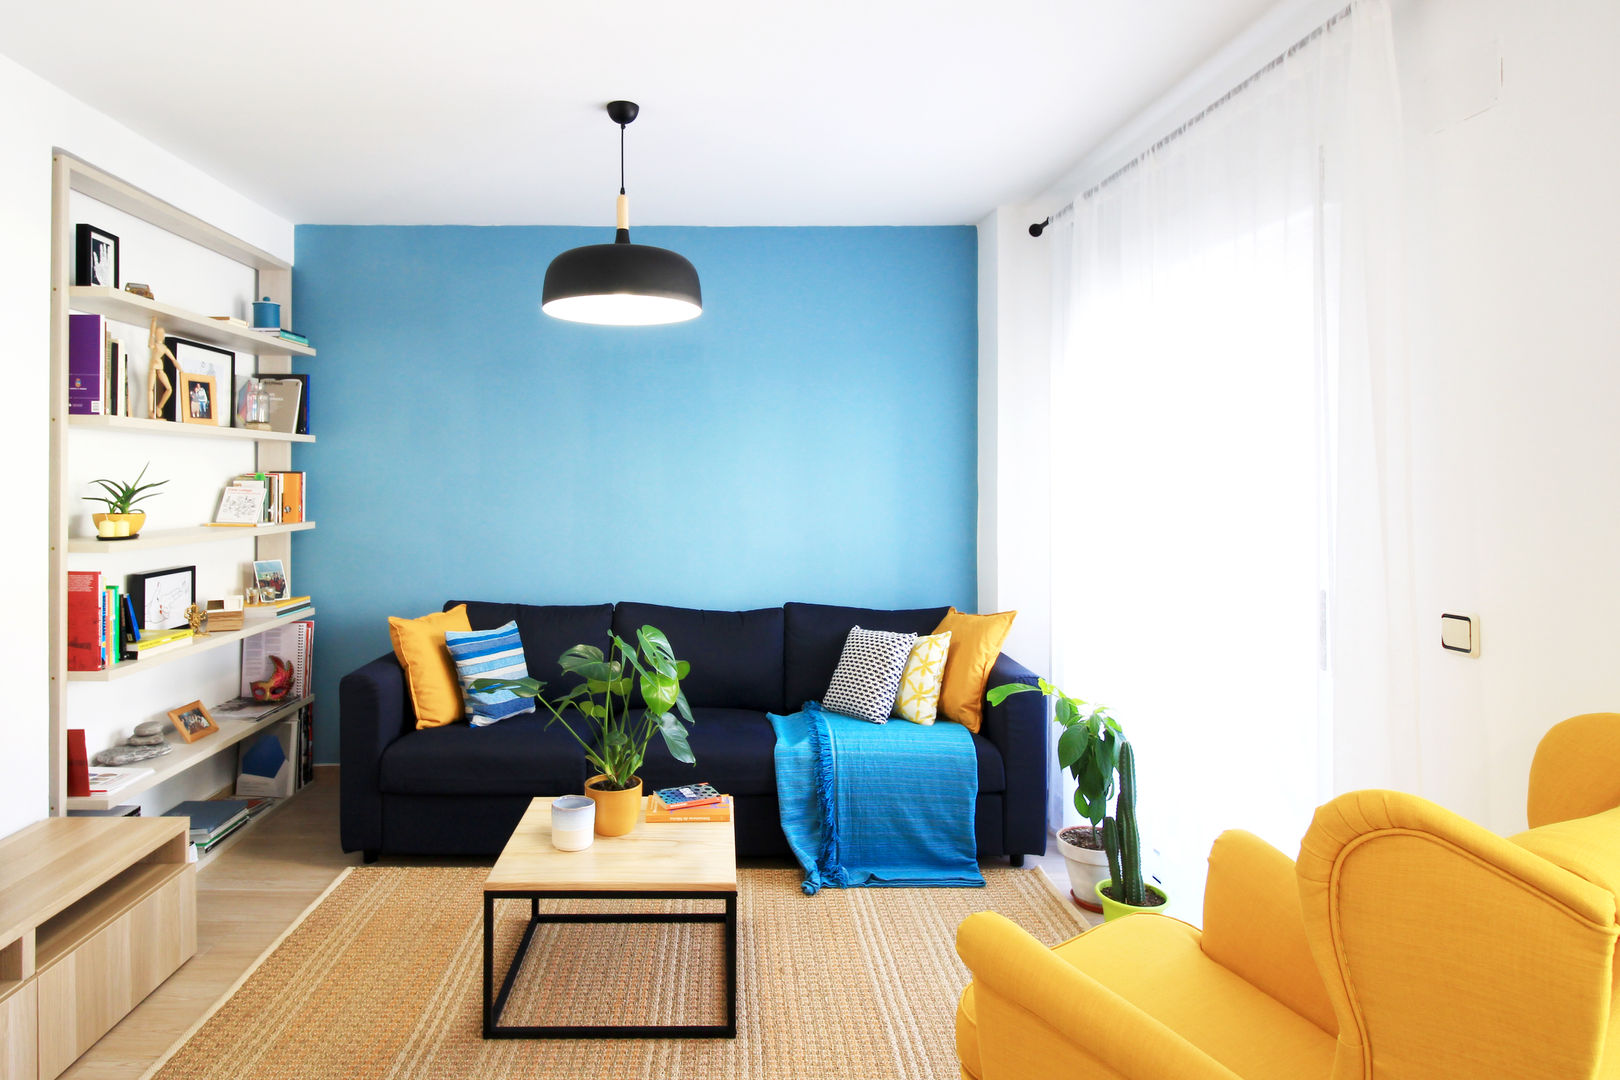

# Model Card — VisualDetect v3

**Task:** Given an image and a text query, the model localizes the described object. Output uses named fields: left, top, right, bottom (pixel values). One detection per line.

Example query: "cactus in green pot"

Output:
left=1100, top=740, right=1159, bottom=910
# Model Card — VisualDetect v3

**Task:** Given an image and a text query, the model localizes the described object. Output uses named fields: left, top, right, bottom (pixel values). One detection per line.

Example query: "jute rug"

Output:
left=144, top=865, right=1085, bottom=1079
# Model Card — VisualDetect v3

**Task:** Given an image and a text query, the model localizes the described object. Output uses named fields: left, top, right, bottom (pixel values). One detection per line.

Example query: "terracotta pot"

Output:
left=1057, top=825, right=1109, bottom=912
left=585, top=774, right=642, bottom=836
left=1095, top=879, right=1170, bottom=922
left=92, top=511, right=146, bottom=538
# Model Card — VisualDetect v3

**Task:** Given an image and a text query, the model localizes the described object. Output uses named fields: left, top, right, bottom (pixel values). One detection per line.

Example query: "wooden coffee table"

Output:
left=482, top=796, right=738, bottom=1039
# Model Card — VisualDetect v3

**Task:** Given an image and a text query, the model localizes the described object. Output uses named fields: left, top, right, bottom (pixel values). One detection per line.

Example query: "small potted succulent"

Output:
left=986, top=678, right=1121, bottom=911
left=1096, top=741, right=1168, bottom=919
left=474, top=625, right=696, bottom=836
left=83, top=462, right=167, bottom=539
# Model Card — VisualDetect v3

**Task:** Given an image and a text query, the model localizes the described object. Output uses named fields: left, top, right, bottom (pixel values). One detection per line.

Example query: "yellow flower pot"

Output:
left=1095, top=879, right=1169, bottom=922
left=92, top=511, right=146, bottom=539
left=585, top=775, right=643, bottom=836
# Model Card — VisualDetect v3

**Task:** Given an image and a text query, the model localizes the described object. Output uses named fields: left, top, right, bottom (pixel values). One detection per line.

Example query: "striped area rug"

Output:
left=144, top=865, right=1085, bottom=1080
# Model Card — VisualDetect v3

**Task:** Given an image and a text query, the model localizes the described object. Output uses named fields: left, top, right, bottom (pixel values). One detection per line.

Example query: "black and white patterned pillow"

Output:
left=821, top=626, right=918, bottom=724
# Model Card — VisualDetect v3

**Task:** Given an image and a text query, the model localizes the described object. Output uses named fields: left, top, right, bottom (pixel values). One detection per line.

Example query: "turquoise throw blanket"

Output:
left=769, top=702, right=984, bottom=895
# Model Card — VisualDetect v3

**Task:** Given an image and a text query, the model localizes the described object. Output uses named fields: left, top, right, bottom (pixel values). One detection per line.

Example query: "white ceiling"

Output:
left=1, top=0, right=1279, bottom=226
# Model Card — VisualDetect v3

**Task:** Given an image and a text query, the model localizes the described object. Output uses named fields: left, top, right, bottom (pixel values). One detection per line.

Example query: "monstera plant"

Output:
left=473, top=624, right=695, bottom=835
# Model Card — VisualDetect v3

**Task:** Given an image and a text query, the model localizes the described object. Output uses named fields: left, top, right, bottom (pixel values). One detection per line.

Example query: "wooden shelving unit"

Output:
left=66, top=607, right=316, bottom=683
left=69, top=414, right=315, bottom=444
left=65, top=521, right=315, bottom=553
left=63, top=695, right=312, bottom=811
left=49, top=153, right=320, bottom=845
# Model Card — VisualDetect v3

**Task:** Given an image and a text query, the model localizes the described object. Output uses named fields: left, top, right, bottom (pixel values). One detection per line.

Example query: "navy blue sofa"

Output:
left=339, top=600, right=1047, bottom=864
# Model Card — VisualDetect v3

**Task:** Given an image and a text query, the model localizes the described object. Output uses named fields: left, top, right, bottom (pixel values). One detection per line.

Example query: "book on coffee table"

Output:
left=652, top=782, right=721, bottom=810
left=646, top=793, right=732, bottom=823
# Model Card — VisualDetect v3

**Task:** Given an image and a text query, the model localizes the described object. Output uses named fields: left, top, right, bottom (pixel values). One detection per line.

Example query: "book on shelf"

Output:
left=164, top=798, right=252, bottom=842
left=236, top=721, right=296, bottom=798
left=651, top=782, right=722, bottom=810
left=87, top=766, right=154, bottom=796
left=67, top=805, right=140, bottom=818
left=260, top=377, right=303, bottom=434
left=277, top=471, right=305, bottom=523
left=136, top=627, right=194, bottom=658
left=119, top=590, right=140, bottom=662
left=67, top=729, right=89, bottom=796
left=646, top=793, right=733, bottom=823
left=246, top=327, right=311, bottom=347
left=67, top=570, right=104, bottom=670
left=245, top=595, right=312, bottom=619
left=67, top=313, right=103, bottom=415
left=241, top=620, right=313, bottom=700
left=194, top=815, right=249, bottom=853
left=212, top=695, right=295, bottom=722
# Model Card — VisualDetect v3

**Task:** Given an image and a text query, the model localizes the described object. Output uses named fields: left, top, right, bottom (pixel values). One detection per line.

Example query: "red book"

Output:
left=67, top=729, right=90, bottom=797
left=67, top=570, right=104, bottom=671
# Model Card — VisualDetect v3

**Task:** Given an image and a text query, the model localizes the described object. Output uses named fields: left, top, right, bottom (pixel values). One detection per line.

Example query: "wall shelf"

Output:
left=66, top=607, right=315, bottom=683
left=66, top=521, right=315, bottom=553
left=68, top=414, right=315, bottom=444
left=63, top=695, right=313, bottom=811
left=67, top=285, right=316, bottom=357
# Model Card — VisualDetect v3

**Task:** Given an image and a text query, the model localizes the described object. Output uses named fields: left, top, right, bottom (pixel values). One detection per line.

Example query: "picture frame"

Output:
left=166, top=338, right=233, bottom=426
left=75, top=224, right=119, bottom=288
left=128, top=565, right=197, bottom=631
left=252, top=559, right=288, bottom=601
left=178, top=372, right=219, bottom=425
left=167, top=700, right=219, bottom=743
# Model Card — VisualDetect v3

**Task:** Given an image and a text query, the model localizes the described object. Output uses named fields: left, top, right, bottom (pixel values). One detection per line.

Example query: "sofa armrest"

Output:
left=982, top=653, right=1048, bottom=856
left=1199, top=830, right=1335, bottom=1034
left=957, top=912, right=1242, bottom=1080
left=1527, top=712, right=1620, bottom=827
left=339, top=652, right=411, bottom=855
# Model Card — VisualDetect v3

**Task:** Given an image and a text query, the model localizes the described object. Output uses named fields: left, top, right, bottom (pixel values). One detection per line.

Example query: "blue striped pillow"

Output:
left=444, top=621, right=536, bottom=727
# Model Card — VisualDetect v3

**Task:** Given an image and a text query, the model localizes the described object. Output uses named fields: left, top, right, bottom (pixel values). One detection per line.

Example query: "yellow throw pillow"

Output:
left=932, top=607, right=1017, bottom=734
left=893, top=632, right=951, bottom=725
left=388, top=604, right=472, bottom=729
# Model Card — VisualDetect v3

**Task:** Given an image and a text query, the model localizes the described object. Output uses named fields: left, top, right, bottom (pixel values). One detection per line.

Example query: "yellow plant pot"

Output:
left=1095, top=879, right=1170, bottom=922
left=585, top=775, right=643, bottom=836
left=92, top=511, right=146, bottom=538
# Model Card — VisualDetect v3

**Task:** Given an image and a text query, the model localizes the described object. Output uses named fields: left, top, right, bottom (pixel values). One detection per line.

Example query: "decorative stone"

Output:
left=93, top=743, right=173, bottom=766
left=133, top=720, right=166, bottom=736
left=126, top=733, right=167, bottom=746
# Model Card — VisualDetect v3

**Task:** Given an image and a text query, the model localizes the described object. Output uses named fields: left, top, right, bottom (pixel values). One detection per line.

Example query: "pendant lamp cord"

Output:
left=619, top=122, right=626, bottom=196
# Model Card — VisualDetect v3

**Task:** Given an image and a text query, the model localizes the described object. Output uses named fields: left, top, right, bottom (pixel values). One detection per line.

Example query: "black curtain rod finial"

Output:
left=1028, top=216, right=1051, bottom=238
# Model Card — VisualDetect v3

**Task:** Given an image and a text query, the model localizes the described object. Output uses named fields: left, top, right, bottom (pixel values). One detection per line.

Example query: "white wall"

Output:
left=982, top=0, right=1620, bottom=838
left=0, top=54, right=292, bottom=839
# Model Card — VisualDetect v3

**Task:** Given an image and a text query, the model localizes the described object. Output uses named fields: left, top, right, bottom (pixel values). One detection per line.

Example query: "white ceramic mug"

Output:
left=551, top=795, right=595, bottom=851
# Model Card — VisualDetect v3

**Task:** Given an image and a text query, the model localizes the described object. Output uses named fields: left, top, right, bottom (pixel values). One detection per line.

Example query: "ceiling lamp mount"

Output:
left=541, top=100, right=702, bottom=326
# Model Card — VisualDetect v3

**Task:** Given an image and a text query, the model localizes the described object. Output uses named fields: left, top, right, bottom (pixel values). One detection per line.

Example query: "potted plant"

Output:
left=1096, top=741, right=1169, bottom=920
left=474, top=625, right=695, bottom=836
left=986, top=678, right=1121, bottom=912
left=83, top=462, right=167, bottom=539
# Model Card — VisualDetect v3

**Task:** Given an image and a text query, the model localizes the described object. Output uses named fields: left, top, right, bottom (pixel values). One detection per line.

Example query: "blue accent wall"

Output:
left=291, top=225, right=978, bottom=762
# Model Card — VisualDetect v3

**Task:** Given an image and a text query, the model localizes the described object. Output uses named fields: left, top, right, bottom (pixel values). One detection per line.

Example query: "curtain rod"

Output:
left=1029, top=3, right=1352, bottom=238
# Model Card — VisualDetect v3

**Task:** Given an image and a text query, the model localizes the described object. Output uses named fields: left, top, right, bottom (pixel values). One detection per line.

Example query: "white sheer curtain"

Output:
left=1047, top=1, right=1407, bottom=913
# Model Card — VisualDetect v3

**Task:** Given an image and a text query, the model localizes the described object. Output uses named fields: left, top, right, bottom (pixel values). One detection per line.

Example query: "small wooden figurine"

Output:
left=147, top=318, right=176, bottom=420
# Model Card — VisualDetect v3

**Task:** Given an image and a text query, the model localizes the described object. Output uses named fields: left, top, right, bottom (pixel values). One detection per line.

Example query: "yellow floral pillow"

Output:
left=893, top=632, right=952, bottom=725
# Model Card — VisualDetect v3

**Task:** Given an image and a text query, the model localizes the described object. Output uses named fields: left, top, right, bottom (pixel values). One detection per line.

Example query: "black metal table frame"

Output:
left=483, top=888, right=738, bottom=1039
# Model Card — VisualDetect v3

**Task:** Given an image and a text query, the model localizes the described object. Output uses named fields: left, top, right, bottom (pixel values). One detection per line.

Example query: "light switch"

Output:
left=1440, top=613, right=1479, bottom=656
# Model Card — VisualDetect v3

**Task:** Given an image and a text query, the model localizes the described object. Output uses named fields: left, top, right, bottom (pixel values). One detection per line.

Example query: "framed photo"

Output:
left=166, top=338, right=233, bottom=426
left=167, top=700, right=219, bottom=743
left=252, top=559, right=288, bottom=601
left=75, top=224, right=119, bottom=288
left=128, top=565, right=196, bottom=631
left=178, top=373, right=218, bottom=425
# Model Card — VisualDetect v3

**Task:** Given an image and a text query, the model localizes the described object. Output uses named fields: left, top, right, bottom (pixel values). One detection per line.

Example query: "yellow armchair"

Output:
left=956, top=713, right=1620, bottom=1080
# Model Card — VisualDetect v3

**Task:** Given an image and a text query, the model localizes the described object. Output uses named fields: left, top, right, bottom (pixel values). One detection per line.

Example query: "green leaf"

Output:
left=640, top=671, right=679, bottom=716
left=985, top=682, right=1038, bottom=707
left=557, top=644, right=605, bottom=675
left=637, top=626, right=678, bottom=678
left=469, top=677, right=544, bottom=698
left=1056, top=725, right=1087, bottom=770
left=675, top=660, right=691, bottom=680
left=656, top=712, right=696, bottom=764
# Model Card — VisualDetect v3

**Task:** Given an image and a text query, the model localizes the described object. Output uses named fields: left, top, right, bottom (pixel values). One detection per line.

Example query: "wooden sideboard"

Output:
left=0, top=818, right=196, bottom=1080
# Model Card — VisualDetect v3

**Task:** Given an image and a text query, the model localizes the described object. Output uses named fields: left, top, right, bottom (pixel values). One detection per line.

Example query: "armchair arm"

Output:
left=1199, top=830, right=1335, bottom=1034
left=1298, top=790, right=1619, bottom=1080
left=339, top=652, right=411, bottom=855
left=981, top=653, right=1048, bottom=857
left=1527, top=712, right=1620, bottom=828
left=957, top=912, right=1242, bottom=1080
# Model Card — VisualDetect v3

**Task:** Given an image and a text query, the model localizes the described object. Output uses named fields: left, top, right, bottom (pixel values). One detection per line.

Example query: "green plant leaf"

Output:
left=675, top=660, right=690, bottom=680
left=1056, top=724, right=1087, bottom=770
left=656, top=712, right=696, bottom=763
left=637, top=625, right=678, bottom=678
left=640, top=671, right=679, bottom=716
left=557, top=644, right=605, bottom=673
left=985, top=682, right=1038, bottom=707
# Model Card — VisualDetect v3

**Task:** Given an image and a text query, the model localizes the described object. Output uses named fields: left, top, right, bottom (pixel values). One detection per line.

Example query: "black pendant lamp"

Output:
left=541, top=100, right=702, bottom=325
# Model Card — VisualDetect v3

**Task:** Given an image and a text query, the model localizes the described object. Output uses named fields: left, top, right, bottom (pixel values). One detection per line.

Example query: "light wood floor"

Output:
left=60, top=769, right=1072, bottom=1078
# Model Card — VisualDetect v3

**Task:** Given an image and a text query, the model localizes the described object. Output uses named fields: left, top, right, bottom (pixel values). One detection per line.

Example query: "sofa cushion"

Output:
left=783, top=602, right=950, bottom=709
left=379, top=713, right=588, bottom=796
left=613, top=602, right=785, bottom=712
left=634, top=707, right=780, bottom=796
left=448, top=601, right=613, bottom=703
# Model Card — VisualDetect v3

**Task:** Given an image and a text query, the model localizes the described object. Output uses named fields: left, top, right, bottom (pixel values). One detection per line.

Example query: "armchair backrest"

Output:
left=1527, top=712, right=1620, bottom=828
left=1297, top=789, right=1620, bottom=1080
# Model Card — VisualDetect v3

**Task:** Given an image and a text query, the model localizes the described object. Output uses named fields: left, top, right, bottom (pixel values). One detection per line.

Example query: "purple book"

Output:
left=68, top=313, right=103, bottom=415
